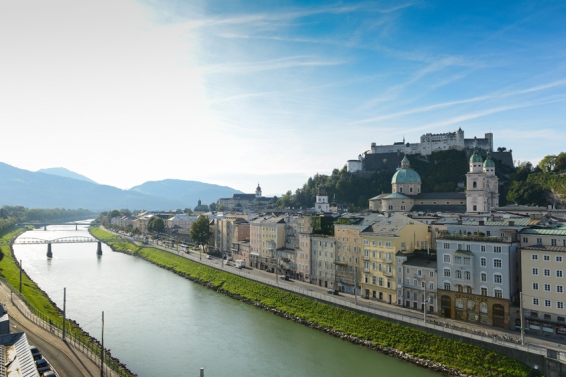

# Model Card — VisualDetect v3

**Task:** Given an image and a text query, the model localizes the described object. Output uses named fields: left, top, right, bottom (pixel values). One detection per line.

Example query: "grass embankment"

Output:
left=0, top=227, right=134, bottom=377
left=0, top=228, right=63, bottom=321
left=91, top=227, right=534, bottom=377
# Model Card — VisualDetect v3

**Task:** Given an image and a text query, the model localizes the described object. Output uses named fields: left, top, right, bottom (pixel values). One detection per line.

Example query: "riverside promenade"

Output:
left=0, top=280, right=102, bottom=377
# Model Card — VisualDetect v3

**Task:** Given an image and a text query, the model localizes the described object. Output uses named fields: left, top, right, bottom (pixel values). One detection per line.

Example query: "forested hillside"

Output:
left=277, top=150, right=515, bottom=211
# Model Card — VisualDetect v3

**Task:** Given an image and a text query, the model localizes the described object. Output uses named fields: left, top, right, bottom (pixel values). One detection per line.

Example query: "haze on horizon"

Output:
left=1, top=0, right=565, bottom=197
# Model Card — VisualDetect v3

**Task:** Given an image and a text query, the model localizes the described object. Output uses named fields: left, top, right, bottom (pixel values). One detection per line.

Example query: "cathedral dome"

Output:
left=470, top=152, right=483, bottom=163
left=391, top=156, right=421, bottom=184
left=391, top=168, right=422, bottom=184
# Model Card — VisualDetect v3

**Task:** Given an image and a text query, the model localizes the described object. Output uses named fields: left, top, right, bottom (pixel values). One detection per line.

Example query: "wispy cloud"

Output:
left=352, top=79, right=566, bottom=125
left=201, top=55, right=347, bottom=74
left=419, top=94, right=566, bottom=130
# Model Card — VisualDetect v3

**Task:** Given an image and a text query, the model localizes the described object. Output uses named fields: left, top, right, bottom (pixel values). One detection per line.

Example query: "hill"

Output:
left=37, top=167, right=98, bottom=184
left=0, top=162, right=243, bottom=211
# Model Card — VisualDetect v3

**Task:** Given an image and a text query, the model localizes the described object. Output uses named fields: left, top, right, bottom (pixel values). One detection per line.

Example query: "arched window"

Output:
left=473, top=181, right=477, bottom=188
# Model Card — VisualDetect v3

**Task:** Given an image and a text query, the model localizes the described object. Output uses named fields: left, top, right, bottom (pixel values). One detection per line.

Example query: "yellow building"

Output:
left=360, top=213, right=429, bottom=304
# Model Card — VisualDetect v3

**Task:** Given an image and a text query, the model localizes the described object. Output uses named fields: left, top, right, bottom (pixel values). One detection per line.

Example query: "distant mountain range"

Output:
left=0, top=163, right=243, bottom=212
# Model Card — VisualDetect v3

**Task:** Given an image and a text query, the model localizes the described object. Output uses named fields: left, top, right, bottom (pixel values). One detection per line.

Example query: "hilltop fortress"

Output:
left=347, top=128, right=512, bottom=173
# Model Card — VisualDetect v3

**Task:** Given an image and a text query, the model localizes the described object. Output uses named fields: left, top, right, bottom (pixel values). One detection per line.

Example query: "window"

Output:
left=456, top=270, right=462, bottom=279
left=545, top=299, right=552, bottom=308
left=545, top=284, right=551, bottom=292
left=444, top=268, right=451, bottom=277
left=533, top=282, right=539, bottom=290
left=443, top=242, right=450, bottom=249
left=532, top=268, right=539, bottom=276
left=543, top=254, right=551, bottom=261
left=493, top=259, right=502, bottom=268
left=559, top=302, right=565, bottom=310
left=552, top=239, right=557, bottom=247
left=463, top=257, right=471, bottom=265
left=544, top=269, right=551, bottom=277
left=494, top=246, right=502, bottom=253
left=480, top=257, right=487, bottom=267
left=454, top=256, right=462, bottom=264
left=494, top=289, right=502, bottom=298
left=531, top=254, right=538, bottom=260
left=444, top=282, right=451, bottom=290
left=465, top=271, right=471, bottom=280
left=385, top=241, right=392, bottom=248
left=481, top=287, right=487, bottom=296
left=443, top=254, right=451, bottom=263
left=481, top=272, right=487, bottom=282
left=558, top=270, right=563, bottom=278
left=522, top=237, right=529, bottom=243
left=533, top=298, right=539, bottom=306
left=558, top=256, right=563, bottom=263
left=537, top=238, right=542, bottom=245
left=466, top=244, right=471, bottom=251
left=481, top=245, right=486, bottom=252
left=372, top=276, right=377, bottom=285
left=494, top=274, right=502, bottom=284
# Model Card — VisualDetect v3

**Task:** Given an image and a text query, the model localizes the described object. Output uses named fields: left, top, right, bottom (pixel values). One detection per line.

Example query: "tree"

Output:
left=108, top=210, right=121, bottom=222
left=539, top=154, right=557, bottom=173
left=190, top=216, right=211, bottom=251
left=506, top=181, right=548, bottom=206
left=147, top=217, right=165, bottom=232
left=209, top=202, right=217, bottom=212
left=555, top=152, right=566, bottom=172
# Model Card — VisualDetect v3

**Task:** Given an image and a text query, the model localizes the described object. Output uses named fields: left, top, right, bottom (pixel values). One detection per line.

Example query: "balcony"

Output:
left=384, top=270, right=393, bottom=277
left=362, top=255, right=370, bottom=261
left=363, top=267, right=370, bottom=273
left=384, top=258, right=393, bottom=264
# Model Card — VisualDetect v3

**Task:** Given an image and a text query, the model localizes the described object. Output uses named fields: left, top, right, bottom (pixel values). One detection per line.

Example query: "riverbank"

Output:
left=0, top=227, right=136, bottom=377
left=91, top=226, right=535, bottom=377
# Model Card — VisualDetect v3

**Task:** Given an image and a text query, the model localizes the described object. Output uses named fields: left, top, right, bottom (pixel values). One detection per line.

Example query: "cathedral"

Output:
left=369, top=144, right=498, bottom=214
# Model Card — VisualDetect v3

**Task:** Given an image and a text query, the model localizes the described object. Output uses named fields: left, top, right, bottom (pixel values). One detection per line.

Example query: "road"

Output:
left=0, top=282, right=100, bottom=377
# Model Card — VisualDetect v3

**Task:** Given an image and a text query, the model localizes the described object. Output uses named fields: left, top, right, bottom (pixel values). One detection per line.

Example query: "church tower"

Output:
left=255, top=183, right=262, bottom=198
left=466, top=141, right=499, bottom=213
left=315, top=187, right=330, bottom=212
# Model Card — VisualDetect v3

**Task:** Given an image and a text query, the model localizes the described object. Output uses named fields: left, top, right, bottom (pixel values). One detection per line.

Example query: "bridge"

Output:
left=18, top=221, right=93, bottom=231
left=2, top=236, right=123, bottom=257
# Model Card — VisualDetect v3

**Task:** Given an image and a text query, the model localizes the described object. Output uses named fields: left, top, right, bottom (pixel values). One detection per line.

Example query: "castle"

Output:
left=347, top=128, right=494, bottom=173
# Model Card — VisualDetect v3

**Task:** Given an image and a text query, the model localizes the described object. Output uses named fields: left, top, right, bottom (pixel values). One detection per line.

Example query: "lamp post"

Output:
left=519, top=292, right=525, bottom=346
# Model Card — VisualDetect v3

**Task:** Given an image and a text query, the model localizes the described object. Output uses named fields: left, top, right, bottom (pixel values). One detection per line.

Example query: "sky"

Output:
left=1, top=0, right=566, bottom=198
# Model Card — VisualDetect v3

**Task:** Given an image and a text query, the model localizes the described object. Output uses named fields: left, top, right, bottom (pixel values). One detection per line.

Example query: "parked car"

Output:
left=279, top=275, right=289, bottom=281
left=35, top=358, right=51, bottom=373
left=206, top=255, right=212, bottom=260
left=29, top=345, right=42, bottom=361
left=327, top=289, right=339, bottom=295
left=43, top=372, right=56, bottom=377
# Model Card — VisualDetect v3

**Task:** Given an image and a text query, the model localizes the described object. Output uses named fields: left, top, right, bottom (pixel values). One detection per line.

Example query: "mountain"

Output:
left=0, top=162, right=243, bottom=211
left=37, top=167, right=98, bottom=184
left=129, top=179, right=243, bottom=205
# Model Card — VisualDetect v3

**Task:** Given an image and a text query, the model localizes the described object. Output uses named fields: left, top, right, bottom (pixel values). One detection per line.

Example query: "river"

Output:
left=13, top=224, right=438, bottom=377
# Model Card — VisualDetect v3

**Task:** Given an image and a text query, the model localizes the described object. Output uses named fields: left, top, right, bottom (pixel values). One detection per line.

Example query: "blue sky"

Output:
left=1, top=0, right=565, bottom=199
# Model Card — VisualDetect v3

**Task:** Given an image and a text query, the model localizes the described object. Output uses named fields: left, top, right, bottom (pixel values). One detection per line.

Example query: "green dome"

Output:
left=470, top=151, right=483, bottom=163
left=483, top=151, right=495, bottom=168
left=470, top=143, right=483, bottom=163
left=483, top=158, right=495, bottom=168
left=391, top=168, right=421, bottom=184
